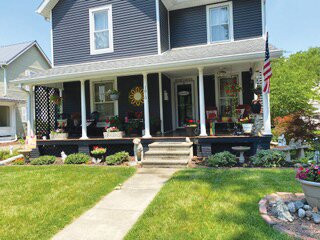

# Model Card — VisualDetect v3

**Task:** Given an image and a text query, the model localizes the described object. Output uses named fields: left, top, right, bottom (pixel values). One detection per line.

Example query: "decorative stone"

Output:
left=275, top=200, right=294, bottom=222
left=313, top=207, right=319, bottom=213
left=303, top=205, right=311, bottom=211
left=306, top=210, right=313, bottom=218
left=312, top=213, right=320, bottom=224
left=298, top=209, right=306, bottom=218
left=287, top=202, right=296, bottom=213
left=294, top=201, right=304, bottom=209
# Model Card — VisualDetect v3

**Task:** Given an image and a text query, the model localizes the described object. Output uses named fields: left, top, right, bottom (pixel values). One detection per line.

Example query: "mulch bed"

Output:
left=259, top=192, right=320, bottom=240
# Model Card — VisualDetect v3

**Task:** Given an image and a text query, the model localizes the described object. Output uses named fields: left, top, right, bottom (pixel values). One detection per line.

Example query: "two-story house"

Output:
left=14, top=0, right=282, bottom=158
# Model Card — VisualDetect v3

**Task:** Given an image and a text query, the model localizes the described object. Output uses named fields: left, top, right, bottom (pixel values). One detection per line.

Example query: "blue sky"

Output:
left=0, top=0, right=319, bottom=60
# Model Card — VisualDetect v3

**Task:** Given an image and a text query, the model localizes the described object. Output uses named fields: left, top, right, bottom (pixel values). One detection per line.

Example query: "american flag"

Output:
left=263, top=33, right=272, bottom=93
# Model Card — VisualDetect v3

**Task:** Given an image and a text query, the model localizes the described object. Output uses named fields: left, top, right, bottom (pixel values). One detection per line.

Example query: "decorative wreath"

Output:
left=129, top=86, right=144, bottom=107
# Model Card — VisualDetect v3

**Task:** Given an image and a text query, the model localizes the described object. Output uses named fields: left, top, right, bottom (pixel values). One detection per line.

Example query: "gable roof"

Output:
left=13, top=38, right=282, bottom=85
left=37, top=0, right=59, bottom=19
left=0, top=41, right=51, bottom=67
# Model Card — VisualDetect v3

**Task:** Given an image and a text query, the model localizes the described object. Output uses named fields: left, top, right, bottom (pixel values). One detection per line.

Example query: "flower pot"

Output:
left=299, top=180, right=320, bottom=209
left=49, top=133, right=69, bottom=140
left=57, top=119, right=68, bottom=128
left=103, top=131, right=124, bottom=139
left=110, top=94, right=119, bottom=101
left=185, top=126, right=197, bottom=137
left=242, top=123, right=253, bottom=134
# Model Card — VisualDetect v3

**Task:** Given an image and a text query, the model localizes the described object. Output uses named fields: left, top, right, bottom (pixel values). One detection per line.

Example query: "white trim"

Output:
left=238, top=72, right=243, bottom=104
left=0, top=103, right=15, bottom=137
left=80, top=80, right=88, bottom=139
left=50, top=11, right=54, bottom=67
left=142, top=73, right=152, bottom=138
left=198, top=67, right=207, bottom=136
left=15, top=49, right=283, bottom=85
left=89, top=5, right=114, bottom=55
left=158, top=73, right=164, bottom=134
left=156, top=0, right=162, bottom=54
left=206, top=2, right=234, bottom=45
left=261, top=0, right=267, bottom=38
left=170, top=78, right=176, bottom=130
left=168, top=10, right=171, bottom=50
left=89, top=77, right=118, bottom=118
left=214, top=75, right=219, bottom=111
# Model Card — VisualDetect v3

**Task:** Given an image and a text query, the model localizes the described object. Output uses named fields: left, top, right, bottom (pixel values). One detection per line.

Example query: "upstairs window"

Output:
left=89, top=5, right=114, bottom=55
left=207, top=2, right=233, bottom=43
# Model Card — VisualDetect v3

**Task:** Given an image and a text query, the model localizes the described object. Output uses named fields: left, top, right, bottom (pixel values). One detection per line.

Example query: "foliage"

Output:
left=12, top=158, right=25, bottom=165
left=207, top=151, right=237, bottom=167
left=0, top=149, right=20, bottom=160
left=126, top=168, right=300, bottom=240
left=185, top=119, right=198, bottom=127
left=296, top=165, right=320, bottom=183
left=105, top=126, right=120, bottom=132
left=106, top=115, right=123, bottom=130
left=271, top=48, right=320, bottom=119
left=30, top=156, right=56, bottom=165
left=106, top=151, right=129, bottom=165
left=0, top=166, right=135, bottom=240
left=106, top=89, right=120, bottom=96
left=49, top=95, right=62, bottom=106
left=239, top=115, right=254, bottom=124
left=64, top=153, right=90, bottom=164
left=273, top=111, right=320, bottom=141
left=250, top=150, right=286, bottom=167
left=91, top=146, right=107, bottom=156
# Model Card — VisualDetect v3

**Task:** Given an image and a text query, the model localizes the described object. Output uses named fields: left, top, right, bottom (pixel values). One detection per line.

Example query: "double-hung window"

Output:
left=93, top=81, right=116, bottom=120
left=89, top=5, right=113, bottom=54
left=207, top=2, right=233, bottom=43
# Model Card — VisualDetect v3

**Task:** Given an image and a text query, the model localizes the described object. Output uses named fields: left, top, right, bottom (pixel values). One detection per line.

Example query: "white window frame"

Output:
left=206, top=2, right=234, bottom=44
left=89, top=5, right=114, bottom=55
left=90, top=78, right=118, bottom=123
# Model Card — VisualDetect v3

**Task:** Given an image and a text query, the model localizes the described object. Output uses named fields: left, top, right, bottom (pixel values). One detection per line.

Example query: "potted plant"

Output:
left=296, top=164, right=320, bottom=208
left=50, top=95, right=62, bottom=106
left=49, top=128, right=68, bottom=140
left=185, top=119, right=198, bottom=137
left=91, top=146, right=107, bottom=163
left=103, top=126, right=125, bottom=139
left=253, top=85, right=262, bottom=96
left=239, top=116, right=254, bottom=134
left=251, top=99, right=262, bottom=114
left=106, top=89, right=120, bottom=101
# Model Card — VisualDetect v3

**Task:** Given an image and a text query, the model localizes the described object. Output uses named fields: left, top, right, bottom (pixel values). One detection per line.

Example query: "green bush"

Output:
left=250, top=150, right=286, bottom=167
left=64, top=153, right=90, bottom=164
left=0, top=149, right=19, bottom=160
left=30, top=156, right=56, bottom=165
left=12, top=158, right=25, bottom=165
left=207, top=151, right=237, bottom=167
left=106, top=151, right=129, bottom=165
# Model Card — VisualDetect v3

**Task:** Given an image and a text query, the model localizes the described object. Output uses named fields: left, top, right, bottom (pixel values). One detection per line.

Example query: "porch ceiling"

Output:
left=13, top=38, right=282, bottom=85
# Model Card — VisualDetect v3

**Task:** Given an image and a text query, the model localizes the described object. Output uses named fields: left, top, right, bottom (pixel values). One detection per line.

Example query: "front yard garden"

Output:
left=0, top=166, right=135, bottom=240
left=126, top=168, right=301, bottom=240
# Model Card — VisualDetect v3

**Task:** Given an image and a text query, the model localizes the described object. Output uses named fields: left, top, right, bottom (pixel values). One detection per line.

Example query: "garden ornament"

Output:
left=133, top=138, right=143, bottom=162
left=61, top=151, right=67, bottom=162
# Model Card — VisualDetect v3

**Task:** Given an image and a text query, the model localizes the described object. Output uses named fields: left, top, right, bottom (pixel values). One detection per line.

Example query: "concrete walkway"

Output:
left=52, top=168, right=177, bottom=240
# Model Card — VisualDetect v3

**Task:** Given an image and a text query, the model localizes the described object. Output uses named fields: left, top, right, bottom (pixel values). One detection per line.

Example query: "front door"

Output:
left=175, top=82, right=194, bottom=128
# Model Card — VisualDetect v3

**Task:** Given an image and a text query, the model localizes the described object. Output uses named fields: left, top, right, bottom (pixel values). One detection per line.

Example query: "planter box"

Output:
left=299, top=180, right=320, bottom=209
left=103, top=131, right=124, bottom=139
left=242, top=123, right=253, bottom=134
left=49, top=133, right=69, bottom=140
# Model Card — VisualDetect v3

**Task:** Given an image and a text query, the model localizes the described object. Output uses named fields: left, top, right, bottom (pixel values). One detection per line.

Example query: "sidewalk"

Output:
left=52, top=168, right=177, bottom=240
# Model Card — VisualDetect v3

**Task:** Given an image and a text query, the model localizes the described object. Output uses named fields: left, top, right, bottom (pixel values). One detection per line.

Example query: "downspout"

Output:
left=1, top=64, right=8, bottom=96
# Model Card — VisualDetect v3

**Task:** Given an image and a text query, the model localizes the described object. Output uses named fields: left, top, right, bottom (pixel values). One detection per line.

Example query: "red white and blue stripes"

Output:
left=263, top=33, right=272, bottom=93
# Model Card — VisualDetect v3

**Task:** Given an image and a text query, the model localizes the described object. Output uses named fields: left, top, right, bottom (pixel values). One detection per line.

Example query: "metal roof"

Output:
left=0, top=41, right=51, bottom=66
left=13, top=38, right=282, bottom=84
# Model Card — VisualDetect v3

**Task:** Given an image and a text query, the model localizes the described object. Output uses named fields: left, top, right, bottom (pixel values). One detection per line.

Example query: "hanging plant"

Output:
left=106, top=89, right=120, bottom=101
left=50, top=95, right=62, bottom=106
left=253, top=85, right=262, bottom=96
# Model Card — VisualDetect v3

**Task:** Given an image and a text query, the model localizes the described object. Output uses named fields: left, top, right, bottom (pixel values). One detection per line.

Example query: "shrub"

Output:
left=106, top=151, right=129, bottom=165
left=207, top=151, right=237, bottom=167
left=64, top=153, right=90, bottom=164
left=30, top=156, right=56, bottom=165
left=250, top=150, right=286, bottom=167
left=12, top=158, right=25, bottom=165
left=0, top=149, right=19, bottom=160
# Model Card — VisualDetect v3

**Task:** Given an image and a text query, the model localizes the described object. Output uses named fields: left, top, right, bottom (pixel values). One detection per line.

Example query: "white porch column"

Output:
left=262, top=70, right=272, bottom=135
left=26, top=85, right=32, bottom=137
left=29, top=86, right=35, bottom=136
left=80, top=80, right=88, bottom=139
left=159, top=73, right=164, bottom=135
left=198, top=67, right=207, bottom=136
left=143, top=73, right=152, bottom=138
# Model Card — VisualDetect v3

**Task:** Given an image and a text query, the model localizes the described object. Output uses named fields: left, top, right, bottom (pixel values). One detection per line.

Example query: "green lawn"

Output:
left=126, top=168, right=301, bottom=240
left=0, top=166, right=135, bottom=240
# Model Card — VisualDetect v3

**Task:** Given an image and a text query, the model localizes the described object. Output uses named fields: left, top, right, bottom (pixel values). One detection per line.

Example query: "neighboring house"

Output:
left=13, top=0, right=282, bottom=157
left=0, top=41, right=51, bottom=142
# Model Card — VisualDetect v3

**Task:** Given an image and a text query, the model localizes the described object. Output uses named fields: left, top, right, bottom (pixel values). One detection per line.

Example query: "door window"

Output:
left=177, top=84, right=193, bottom=127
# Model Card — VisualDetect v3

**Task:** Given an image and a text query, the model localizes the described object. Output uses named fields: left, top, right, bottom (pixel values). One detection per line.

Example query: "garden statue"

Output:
left=278, top=134, right=287, bottom=147
left=289, top=139, right=296, bottom=148
left=133, top=138, right=143, bottom=163
left=61, top=151, right=67, bottom=162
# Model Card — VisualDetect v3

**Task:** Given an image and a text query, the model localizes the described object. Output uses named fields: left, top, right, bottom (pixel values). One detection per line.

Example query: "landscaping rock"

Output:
left=303, top=205, right=311, bottom=211
left=287, top=202, right=296, bottom=213
left=313, top=207, right=319, bottom=213
left=294, top=201, right=304, bottom=209
left=313, top=213, right=320, bottom=224
left=275, top=200, right=294, bottom=222
left=298, top=209, right=306, bottom=218
left=306, top=210, right=313, bottom=218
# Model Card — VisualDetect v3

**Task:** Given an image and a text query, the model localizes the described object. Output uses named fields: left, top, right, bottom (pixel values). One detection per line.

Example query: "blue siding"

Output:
left=170, top=0, right=263, bottom=48
left=159, top=1, right=169, bottom=52
left=52, top=0, right=158, bottom=66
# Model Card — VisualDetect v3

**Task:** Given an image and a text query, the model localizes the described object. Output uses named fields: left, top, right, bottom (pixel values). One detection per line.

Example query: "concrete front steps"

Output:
left=142, top=142, right=193, bottom=168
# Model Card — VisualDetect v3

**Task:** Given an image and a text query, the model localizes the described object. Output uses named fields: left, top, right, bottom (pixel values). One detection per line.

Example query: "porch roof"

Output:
left=13, top=38, right=282, bottom=85
left=0, top=97, right=25, bottom=103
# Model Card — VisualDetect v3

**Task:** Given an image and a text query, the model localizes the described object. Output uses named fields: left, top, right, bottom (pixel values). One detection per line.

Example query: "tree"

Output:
left=270, top=48, right=320, bottom=119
